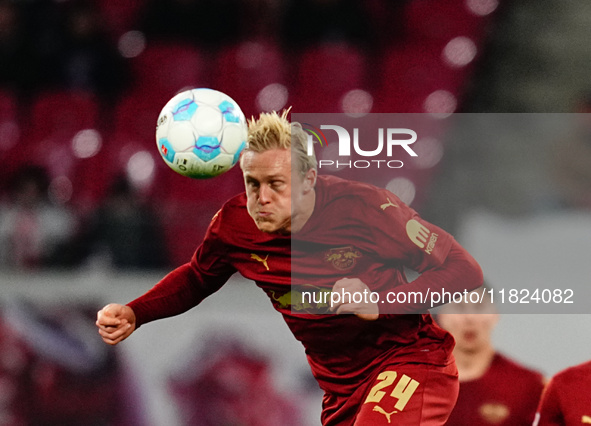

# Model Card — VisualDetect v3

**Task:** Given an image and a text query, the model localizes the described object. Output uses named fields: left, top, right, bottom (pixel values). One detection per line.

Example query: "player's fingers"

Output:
left=96, top=315, right=121, bottom=328
left=98, top=323, right=132, bottom=342
left=96, top=320, right=126, bottom=332
left=355, top=312, right=379, bottom=321
left=329, top=296, right=343, bottom=312
left=102, top=303, right=123, bottom=318
left=332, top=277, right=354, bottom=291
left=100, top=335, right=122, bottom=346
left=330, top=278, right=356, bottom=312
left=335, top=303, right=360, bottom=315
left=335, top=303, right=379, bottom=321
left=96, top=307, right=122, bottom=327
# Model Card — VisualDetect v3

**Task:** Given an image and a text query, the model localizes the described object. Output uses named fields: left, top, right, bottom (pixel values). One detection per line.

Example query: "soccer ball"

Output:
left=156, top=88, right=248, bottom=179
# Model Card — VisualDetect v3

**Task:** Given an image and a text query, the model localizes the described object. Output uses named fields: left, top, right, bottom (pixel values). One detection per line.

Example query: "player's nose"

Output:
left=259, top=183, right=272, bottom=204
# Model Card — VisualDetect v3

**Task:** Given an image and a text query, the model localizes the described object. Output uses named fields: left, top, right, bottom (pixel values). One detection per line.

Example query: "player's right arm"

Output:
left=96, top=206, right=237, bottom=345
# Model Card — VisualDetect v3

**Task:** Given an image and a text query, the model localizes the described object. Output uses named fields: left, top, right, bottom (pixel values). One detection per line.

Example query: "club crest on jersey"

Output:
left=325, top=246, right=362, bottom=270
left=479, top=403, right=510, bottom=424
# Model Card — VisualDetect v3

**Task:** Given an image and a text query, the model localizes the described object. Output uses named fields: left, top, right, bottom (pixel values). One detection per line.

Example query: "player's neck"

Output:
left=454, top=344, right=495, bottom=382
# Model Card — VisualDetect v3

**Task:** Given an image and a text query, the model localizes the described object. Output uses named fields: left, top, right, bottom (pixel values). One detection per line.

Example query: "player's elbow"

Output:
left=447, top=240, right=484, bottom=293
left=462, top=252, right=484, bottom=292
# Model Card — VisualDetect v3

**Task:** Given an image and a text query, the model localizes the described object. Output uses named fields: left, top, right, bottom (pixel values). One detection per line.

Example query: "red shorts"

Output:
left=321, top=361, right=459, bottom=426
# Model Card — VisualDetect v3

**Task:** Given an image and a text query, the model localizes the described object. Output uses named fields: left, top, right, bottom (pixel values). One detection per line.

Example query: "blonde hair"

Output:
left=242, top=109, right=317, bottom=175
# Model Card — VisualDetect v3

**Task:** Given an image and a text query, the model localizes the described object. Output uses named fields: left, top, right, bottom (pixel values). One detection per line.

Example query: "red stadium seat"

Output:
left=0, top=90, right=21, bottom=184
left=0, top=90, right=112, bottom=212
left=373, top=43, right=467, bottom=113
left=25, top=91, right=108, bottom=210
left=403, top=0, right=485, bottom=41
left=96, top=0, right=146, bottom=38
left=290, top=43, right=367, bottom=113
left=92, top=90, right=168, bottom=204
left=9, top=91, right=102, bottom=206
left=213, top=40, right=286, bottom=117
left=111, top=92, right=162, bottom=146
left=25, top=91, right=100, bottom=142
left=131, top=43, right=207, bottom=107
left=0, top=89, right=17, bottom=121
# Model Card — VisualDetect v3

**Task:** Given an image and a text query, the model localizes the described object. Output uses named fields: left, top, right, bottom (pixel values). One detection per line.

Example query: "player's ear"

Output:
left=303, top=168, right=317, bottom=193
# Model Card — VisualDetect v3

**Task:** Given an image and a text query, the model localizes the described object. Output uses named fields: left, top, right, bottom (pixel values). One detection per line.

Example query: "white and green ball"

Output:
left=156, top=88, right=247, bottom=179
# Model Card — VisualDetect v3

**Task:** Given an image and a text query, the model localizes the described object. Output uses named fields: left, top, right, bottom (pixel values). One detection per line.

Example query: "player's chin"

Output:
left=255, top=219, right=279, bottom=233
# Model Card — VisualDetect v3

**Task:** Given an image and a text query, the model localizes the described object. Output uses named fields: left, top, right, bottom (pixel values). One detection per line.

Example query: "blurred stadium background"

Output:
left=1, top=0, right=591, bottom=424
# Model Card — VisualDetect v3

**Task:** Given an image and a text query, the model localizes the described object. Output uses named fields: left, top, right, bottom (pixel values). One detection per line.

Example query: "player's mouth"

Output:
left=463, top=331, right=477, bottom=341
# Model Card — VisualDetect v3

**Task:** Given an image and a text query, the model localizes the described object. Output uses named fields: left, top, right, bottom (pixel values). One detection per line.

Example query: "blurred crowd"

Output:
left=1, top=0, right=590, bottom=269
left=0, top=300, right=141, bottom=425
left=3, top=0, right=590, bottom=272
left=0, top=299, right=312, bottom=426
left=0, top=0, right=505, bottom=269
left=0, top=0, right=413, bottom=101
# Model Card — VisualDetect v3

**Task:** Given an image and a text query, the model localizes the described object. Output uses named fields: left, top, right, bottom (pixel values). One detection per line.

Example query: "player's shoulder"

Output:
left=318, top=174, right=383, bottom=196
left=551, top=359, right=591, bottom=386
left=493, top=353, right=545, bottom=383
left=210, top=192, right=278, bottom=245
left=209, top=193, right=252, bottom=234
left=316, top=175, right=400, bottom=209
left=219, top=192, right=248, bottom=213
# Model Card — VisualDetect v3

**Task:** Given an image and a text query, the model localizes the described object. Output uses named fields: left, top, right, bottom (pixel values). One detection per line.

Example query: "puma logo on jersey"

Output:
left=251, top=253, right=269, bottom=271
left=373, top=405, right=397, bottom=423
left=582, top=415, right=591, bottom=424
left=380, top=198, right=398, bottom=210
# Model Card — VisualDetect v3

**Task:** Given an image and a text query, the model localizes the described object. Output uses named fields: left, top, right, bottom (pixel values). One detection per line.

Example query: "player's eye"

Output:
left=270, top=181, right=284, bottom=190
left=246, top=179, right=259, bottom=189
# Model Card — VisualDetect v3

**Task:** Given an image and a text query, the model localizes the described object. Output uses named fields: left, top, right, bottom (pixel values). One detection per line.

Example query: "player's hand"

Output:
left=330, top=278, right=379, bottom=321
left=96, top=303, right=136, bottom=345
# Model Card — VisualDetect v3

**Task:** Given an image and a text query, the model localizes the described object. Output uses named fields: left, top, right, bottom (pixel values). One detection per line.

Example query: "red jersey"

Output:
left=535, top=360, right=591, bottom=426
left=445, top=353, right=545, bottom=426
left=129, top=175, right=482, bottom=400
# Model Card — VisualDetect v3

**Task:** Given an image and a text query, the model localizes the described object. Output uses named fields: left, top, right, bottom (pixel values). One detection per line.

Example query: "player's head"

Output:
left=436, top=283, right=498, bottom=354
left=241, top=110, right=317, bottom=234
left=241, top=109, right=317, bottom=176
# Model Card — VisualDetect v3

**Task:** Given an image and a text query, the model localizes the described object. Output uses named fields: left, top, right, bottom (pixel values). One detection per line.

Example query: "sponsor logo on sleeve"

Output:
left=406, top=219, right=438, bottom=254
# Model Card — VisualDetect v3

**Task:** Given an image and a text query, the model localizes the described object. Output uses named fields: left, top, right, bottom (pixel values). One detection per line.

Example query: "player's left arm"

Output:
left=386, top=238, right=483, bottom=313
left=369, top=189, right=483, bottom=314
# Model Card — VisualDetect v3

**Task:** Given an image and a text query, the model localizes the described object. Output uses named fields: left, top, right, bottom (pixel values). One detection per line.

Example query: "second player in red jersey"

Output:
left=535, top=360, right=591, bottom=426
left=445, top=353, right=544, bottom=425
left=97, top=110, right=483, bottom=425
left=437, top=287, right=545, bottom=426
